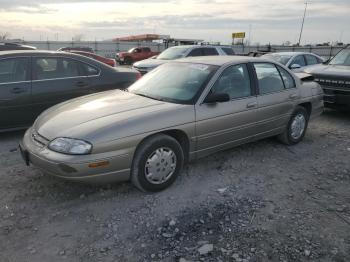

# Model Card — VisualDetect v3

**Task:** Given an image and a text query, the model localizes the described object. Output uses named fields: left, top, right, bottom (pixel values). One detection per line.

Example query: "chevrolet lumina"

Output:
left=20, top=56, right=324, bottom=192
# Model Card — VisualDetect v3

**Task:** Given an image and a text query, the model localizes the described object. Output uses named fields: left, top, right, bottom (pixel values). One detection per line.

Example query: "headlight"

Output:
left=48, top=138, right=92, bottom=155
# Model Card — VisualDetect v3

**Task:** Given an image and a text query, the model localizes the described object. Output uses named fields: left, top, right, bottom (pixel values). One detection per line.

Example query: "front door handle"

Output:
left=11, top=87, right=26, bottom=94
left=246, top=102, right=257, bottom=108
left=289, top=93, right=299, bottom=99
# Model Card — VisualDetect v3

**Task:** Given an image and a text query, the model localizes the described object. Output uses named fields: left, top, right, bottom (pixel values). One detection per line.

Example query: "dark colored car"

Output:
left=0, top=42, right=36, bottom=51
left=57, top=46, right=94, bottom=53
left=68, top=51, right=117, bottom=67
left=304, top=45, right=350, bottom=110
left=0, top=50, right=140, bottom=132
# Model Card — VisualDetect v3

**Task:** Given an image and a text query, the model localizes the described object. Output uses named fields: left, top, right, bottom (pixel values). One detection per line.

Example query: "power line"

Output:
left=298, top=2, right=308, bottom=46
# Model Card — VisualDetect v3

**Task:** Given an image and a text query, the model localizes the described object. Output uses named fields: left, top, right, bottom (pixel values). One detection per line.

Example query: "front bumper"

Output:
left=322, top=86, right=350, bottom=109
left=116, top=56, right=124, bottom=63
left=20, top=128, right=132, bottom=184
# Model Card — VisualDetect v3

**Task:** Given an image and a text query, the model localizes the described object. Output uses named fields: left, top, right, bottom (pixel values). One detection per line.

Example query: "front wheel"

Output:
left=124, top=57, right=133, bottom=65
left=131, top=134, right=184, bottom=192
left=278, top=106, right=309, bottom=145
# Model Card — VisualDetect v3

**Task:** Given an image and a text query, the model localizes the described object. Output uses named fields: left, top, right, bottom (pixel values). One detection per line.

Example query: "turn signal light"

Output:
left=88, top=161, right=109, bottom=168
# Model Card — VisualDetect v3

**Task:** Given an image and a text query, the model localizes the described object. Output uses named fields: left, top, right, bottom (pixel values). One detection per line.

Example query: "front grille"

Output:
left=314, top=78, right=350, bottom=90
left=31, top=130, right=49, bottom=147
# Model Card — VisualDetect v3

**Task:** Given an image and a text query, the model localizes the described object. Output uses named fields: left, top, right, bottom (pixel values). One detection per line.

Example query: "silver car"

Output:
left=133, top=45, right=234, bottom=75
left=20, top=56, right=324, bottom=192
left=262, top=52, right=325, bottom=71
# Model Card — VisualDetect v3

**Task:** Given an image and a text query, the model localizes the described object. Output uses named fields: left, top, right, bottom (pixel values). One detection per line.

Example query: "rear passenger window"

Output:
left=254, top=63, right=285, bottom=94
left=277, top=66, right=295, bottom=89
left=203, top=48, right=219, bottom=56
left=62, top=59, right=82, bottom=77
left=35, top=58, right=87, bottom=80
left=35, top=58, right=59, bottom=80
left=0, top=58, right=28, bottom=83
left=305, top=55, right=318, bottom=65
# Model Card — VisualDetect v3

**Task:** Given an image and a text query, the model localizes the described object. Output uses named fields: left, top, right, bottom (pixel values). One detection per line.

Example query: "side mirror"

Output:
left=204, top=93, right=230, bottom=104
left=290, top=64, right=301, bottom=69
left=323, top=57, right=331, bottom=64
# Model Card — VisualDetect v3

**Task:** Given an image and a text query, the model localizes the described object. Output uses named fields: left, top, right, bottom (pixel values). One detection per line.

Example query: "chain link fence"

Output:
left=23, top=41, right=344, bottom=59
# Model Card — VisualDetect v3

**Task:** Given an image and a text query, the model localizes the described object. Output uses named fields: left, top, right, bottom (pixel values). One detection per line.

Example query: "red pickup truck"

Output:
left=116, top=47, right=159, bottom=65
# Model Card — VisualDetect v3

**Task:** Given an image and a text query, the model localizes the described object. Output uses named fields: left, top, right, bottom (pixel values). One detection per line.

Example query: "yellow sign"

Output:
left=232, top=32, right=246, bottom=39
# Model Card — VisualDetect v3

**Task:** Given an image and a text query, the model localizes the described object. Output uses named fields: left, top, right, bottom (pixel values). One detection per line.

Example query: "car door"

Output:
left=0, top=56, right=33, bottom=129
left=30, top=56, right=91, bottom=118
left=195, top=63, right=258, bottom=158
left=253, top=62, right=299, bottom=138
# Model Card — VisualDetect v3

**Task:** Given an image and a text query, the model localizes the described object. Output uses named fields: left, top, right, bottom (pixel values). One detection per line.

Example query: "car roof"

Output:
left=265, top=52, right=317, bottom=56
left=176, top=55, right=272, bottom=66
left=0, top=50, right=67, bottom=56
left=169, top=45, right=226, bottom=49
left=0, top=50, right=113, bottom=67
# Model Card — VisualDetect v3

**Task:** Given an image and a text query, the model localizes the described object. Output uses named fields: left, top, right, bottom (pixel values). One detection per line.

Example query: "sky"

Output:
left=0, top=0, right=349, bottom=45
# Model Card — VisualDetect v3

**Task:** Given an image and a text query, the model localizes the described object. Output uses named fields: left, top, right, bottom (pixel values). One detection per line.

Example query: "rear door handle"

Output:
left=11, top=87, right=26, bottom=94
left=246, top=102, right=257, bottom=108
left=76, top=81, right=88, bottom=87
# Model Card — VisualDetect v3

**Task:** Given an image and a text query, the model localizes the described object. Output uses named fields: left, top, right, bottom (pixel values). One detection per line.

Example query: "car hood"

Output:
left=133, top=58, right=170, bottom=68
left=34, top=90, right=194, bottom=143
left=304, top=64, right=350, bottom=78
left=117, top=51, right=129, bottom=56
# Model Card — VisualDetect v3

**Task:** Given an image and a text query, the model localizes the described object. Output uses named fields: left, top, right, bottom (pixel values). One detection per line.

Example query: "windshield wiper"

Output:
left=134, top=92, right=168, bottom=102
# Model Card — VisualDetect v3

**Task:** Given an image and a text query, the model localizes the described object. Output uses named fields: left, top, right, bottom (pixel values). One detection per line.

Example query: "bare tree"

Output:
left=72, top=34, right=84, bottom=42
left=0, top=32, right=11, bottom=41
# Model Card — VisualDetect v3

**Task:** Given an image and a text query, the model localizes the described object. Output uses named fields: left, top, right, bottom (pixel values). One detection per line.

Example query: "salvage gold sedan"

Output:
left=20, top=56, right=324, bottom=192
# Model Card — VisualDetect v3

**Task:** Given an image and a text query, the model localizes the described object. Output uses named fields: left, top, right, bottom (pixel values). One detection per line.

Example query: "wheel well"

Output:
left=161, top=130, right=190, bottom=163
left=298, top=102, right=312, bottom=116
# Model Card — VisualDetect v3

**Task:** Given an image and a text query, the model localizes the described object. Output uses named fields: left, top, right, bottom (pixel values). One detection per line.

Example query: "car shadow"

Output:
left=322, top=108, right=350, bottom=120
left=0, top=130, right=25, bottom=141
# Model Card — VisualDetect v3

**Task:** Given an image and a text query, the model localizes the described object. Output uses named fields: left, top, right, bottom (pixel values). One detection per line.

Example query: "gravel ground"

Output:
left=0, top=109, right=349, bottom=262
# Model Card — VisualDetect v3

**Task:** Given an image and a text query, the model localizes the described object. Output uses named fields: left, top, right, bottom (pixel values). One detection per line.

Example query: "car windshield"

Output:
left=157, top=47, right=189, bottom=60
left=263, top=54, right=292, bottom=65
left=128, top=48, right=136, bottom=53
left=128, top=62, right=218, bottom=104
left=329, top=47, right=350, bottom=66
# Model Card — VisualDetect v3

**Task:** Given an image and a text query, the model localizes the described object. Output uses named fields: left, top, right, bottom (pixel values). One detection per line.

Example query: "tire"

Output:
left=131, top=134, right=184, bottom=192
left=124, top=57, right=133, bottom=65
left=278, top=106, right=309, bottom=145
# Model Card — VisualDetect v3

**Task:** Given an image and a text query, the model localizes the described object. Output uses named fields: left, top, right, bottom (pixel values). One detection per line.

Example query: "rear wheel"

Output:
left=131, top=134, right=184, bottom=192
left=278, top=106, right=309, bottom=145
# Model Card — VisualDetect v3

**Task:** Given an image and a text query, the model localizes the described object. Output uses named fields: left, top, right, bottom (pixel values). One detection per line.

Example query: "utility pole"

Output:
left=298, top=2, right=308, bottom=46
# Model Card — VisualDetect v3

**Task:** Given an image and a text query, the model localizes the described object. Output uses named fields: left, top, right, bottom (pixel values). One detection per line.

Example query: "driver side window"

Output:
left=211, top=64, right=251, bottom=99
